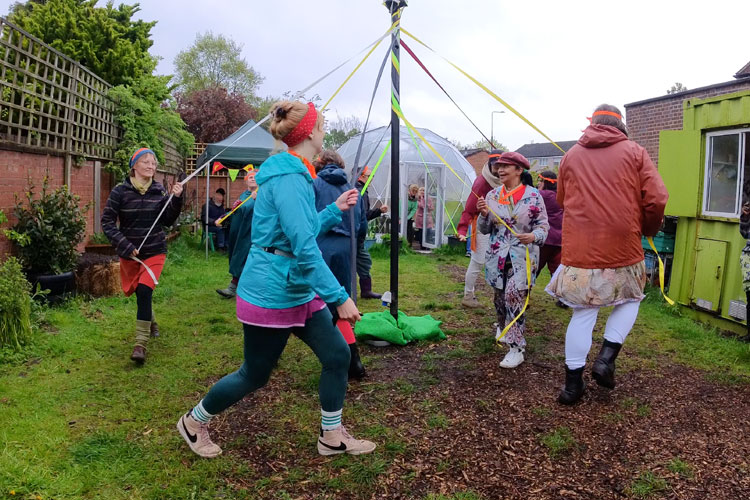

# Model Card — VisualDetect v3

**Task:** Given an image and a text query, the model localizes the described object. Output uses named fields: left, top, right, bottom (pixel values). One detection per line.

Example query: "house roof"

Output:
left=625, top=76, right=750, bottom=108
left=461, top=148, right=487, bottom=157
left=735, top=61, right=750, bottom=79
left=515, top=141, right=577, bottom=158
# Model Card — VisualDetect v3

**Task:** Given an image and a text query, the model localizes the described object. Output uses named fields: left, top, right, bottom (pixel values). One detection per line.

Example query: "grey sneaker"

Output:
left=177, top=412, right=222, bottom=458
left=461, top=294, right=481, bottom=308
left=317, top=426, right=376, bottom=456
left=216, top=281, right=237, bottom=298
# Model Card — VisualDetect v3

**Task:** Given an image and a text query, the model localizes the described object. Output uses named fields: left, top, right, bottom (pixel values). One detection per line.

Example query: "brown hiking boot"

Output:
left=130, top=345, right=146, bottom=364
left=150, top=320, right=160, bottom=338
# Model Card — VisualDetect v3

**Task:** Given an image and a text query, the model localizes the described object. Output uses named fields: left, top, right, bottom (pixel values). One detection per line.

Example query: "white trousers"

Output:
left=564, top=301, right=640, bottom=370
left=464, top=232, right=490, bottom=295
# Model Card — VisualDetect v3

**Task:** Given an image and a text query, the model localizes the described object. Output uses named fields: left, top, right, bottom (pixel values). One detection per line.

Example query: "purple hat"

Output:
left=496, top=151, right=531, bottom=170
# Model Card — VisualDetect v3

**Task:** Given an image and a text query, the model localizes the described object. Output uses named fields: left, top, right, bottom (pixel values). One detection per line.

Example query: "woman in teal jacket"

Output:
left=177, top=100, right=376, bottom=459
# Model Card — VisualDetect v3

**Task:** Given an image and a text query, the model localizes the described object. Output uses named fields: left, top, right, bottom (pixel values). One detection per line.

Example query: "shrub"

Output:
left=6, top=177, right=88, bottom=275
left=0, top=257, right=33, bottom=349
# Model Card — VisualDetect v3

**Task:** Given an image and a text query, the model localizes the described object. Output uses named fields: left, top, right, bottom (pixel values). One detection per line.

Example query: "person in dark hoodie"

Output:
left=536, top=171, right=563, bottom=277
left=355, top=166, right=388, bottom=300
left=201, top=188, right=228, bottom=250
left=547, top=104, right=668, bottom=405
left=101, top=147, right=183, bottom=364
left=456, top=149, right=503, bottom=308
left=313, top=150, right=368, bottom=380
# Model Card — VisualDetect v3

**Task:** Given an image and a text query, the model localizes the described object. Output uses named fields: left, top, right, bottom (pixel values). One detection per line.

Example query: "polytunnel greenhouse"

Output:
left=337, top=125, right=477, bottom=248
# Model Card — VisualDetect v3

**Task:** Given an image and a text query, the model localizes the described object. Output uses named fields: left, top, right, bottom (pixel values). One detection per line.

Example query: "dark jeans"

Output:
left=202, top=308, right=350, bottom=414
left=207, top=225, right=227, bottom=249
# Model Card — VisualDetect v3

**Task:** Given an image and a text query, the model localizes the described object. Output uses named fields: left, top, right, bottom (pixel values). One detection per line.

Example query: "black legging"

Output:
left=136, top=284, right=153, bottom=321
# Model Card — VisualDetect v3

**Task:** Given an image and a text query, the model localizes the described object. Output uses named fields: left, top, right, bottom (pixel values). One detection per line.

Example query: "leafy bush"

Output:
left=88, top=232, right=110, bottom=245
left=0, top=257, right=33, bottom=349
left=6, top=177, right=88, bottom=274
left=109, top=75, right=194, bottom=180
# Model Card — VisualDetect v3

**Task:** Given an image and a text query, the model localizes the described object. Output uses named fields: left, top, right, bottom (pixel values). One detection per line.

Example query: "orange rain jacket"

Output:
left=557, top=124, right=668, bottom=269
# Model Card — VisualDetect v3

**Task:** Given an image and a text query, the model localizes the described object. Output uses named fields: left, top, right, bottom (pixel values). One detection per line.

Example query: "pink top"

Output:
left=236, top=295, right=327, bottom=328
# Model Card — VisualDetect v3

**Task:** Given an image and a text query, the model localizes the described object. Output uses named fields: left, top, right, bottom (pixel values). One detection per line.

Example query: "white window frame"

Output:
left=702, top=129, right=746, bottom=218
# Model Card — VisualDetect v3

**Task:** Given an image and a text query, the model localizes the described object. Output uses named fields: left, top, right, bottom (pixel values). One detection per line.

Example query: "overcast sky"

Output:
left=17, top=0, right=750, bottom=150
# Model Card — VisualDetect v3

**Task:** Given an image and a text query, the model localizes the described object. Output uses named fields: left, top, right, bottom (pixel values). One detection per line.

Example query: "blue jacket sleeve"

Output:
left=275, top=176, right=349, bottom=306
left=318, top=203, right=344, bottom=235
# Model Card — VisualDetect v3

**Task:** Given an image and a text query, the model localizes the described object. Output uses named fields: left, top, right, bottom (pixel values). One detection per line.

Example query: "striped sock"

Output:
left=190, top=400, right=214, bottom=424
left=321, top=409, right=342, bottom=431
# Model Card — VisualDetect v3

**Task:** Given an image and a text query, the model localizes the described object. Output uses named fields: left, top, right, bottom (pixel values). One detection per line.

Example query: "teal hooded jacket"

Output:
left=237, top=152, right=349, bottom=309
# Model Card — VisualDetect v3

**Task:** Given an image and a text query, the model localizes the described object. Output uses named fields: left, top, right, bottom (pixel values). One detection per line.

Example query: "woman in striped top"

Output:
left=101, top=148, right=183, bottom=364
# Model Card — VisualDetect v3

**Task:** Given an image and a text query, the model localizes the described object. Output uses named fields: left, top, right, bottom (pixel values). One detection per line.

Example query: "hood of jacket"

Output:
left=317, top=164, right=349, bottom=185
left=578, top=124, right=628, bottom=149
left=255, top=152, right=310, bottom=186
left=482, top=163, right=502, bottom=189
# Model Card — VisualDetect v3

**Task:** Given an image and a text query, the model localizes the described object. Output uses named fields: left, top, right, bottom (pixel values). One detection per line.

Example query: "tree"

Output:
left=450, top=137, right=507, bottom=152
left=177, top=87, right=256, bottom=143
left=323, top=115, right=362, bottom=150
left=174, top=32, right=263, bottom=101
left=9, top=0, right=157, bottom=86
left=667, top=82, right=688, bottom=94
left=109, top=74, right=194, bottom=179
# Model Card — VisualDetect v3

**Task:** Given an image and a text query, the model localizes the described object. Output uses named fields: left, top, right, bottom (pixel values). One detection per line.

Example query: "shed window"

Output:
left=703, top=131, right=750, bottom=217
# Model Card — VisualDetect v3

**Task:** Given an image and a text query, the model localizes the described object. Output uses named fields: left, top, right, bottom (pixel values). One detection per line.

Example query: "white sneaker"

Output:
left=317, top=426, right=377, bottom=456
left=499, top=347, right=525, bottom=369
left=177, top=412, right=222, bottom=458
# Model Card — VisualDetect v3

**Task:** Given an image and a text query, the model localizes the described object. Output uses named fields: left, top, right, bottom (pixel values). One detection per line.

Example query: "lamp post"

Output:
left=490, top=110, right=505, bottom=148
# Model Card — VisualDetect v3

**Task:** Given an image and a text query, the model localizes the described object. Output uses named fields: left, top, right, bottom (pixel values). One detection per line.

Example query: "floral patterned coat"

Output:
left=477, top=185, right=549, bottom=291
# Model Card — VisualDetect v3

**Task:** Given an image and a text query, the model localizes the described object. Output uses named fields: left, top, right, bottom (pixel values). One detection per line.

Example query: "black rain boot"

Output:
left=360, top=276, right=382, bottom=300
left=558, top=365, right=586, bottom=405
left=348, top=342, right=366, bottom=380
left=591, top=339, right=623, bottom=389
left=743, top=292, right=750, bottom=342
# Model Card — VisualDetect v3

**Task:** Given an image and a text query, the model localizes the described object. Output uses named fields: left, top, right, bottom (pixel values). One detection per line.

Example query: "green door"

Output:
left=691, top=238, right=727, bottom=312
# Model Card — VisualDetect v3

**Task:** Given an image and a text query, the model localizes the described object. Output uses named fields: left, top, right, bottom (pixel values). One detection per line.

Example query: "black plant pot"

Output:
left=29, top=271, right=76, bottom=304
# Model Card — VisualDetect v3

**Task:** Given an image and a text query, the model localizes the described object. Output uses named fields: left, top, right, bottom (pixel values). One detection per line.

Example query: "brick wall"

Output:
left=0, top=148, right=179, bottom=258
left=625, top=79, right=750, bottom=167
left=464, top=151, right=488, bottom=177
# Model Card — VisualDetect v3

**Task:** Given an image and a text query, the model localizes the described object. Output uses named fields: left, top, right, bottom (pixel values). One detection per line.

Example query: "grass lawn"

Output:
left=1, top=237, right=749, bottom=499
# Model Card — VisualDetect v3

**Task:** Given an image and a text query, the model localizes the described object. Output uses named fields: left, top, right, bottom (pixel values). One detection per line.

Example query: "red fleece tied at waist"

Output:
left=282, top=102, right=317, bottom=148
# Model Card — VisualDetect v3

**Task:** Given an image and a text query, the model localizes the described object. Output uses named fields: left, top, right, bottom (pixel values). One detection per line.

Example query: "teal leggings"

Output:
left=202, top=308, right=350, bottom=414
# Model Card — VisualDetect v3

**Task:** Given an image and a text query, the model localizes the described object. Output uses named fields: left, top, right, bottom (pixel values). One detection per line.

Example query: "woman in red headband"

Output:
left=177, top=101, right=376, bottom=459
left=548, top=104, right=668, bottom=405
left=101, top=147, right=183, bottom=364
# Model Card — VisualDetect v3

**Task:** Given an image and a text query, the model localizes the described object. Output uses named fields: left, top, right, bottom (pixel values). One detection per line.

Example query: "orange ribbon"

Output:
left=496, top=184, right=524, bottom=206
left=539, top=175, right=557, bottom=184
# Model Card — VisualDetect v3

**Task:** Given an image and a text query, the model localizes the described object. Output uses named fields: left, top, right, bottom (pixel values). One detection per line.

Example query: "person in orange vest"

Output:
left=456, top=149, right=503, bottom=308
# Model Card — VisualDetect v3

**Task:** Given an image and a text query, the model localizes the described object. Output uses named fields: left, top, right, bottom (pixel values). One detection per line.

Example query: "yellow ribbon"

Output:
left=400, top=28, right=565, bottom=154
left=323, top=19, right=400, bottom=110
left=646, top=236, right=675, bottom=305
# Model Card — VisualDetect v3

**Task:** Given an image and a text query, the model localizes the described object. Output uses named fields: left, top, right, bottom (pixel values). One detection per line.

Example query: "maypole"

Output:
left=384, top=0, right=406, bottom=319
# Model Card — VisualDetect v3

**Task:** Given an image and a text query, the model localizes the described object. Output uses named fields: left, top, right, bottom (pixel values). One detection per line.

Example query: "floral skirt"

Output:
left=740, top=252, right=750, bottom=292
left=545, top=261, right=646, bottom=309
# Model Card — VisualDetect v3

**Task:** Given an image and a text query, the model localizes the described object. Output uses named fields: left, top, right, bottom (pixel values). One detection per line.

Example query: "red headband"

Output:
left=282, top=102, right=318, bottom=147
left=592, top=110, right=622, bottom=120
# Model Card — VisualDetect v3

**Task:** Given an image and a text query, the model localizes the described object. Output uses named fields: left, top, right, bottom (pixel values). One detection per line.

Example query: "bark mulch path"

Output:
left=210, top=262, right=750, bottom=500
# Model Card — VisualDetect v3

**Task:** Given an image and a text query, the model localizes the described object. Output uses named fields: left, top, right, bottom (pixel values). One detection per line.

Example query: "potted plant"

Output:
left=5, top=177, right=88, bottom=302
left=85, top=231, right=116, bottom=256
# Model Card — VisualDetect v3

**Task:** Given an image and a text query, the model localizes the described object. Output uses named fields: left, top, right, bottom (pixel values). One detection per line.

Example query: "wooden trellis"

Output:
left=0, top=17, right=184, bottom=171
